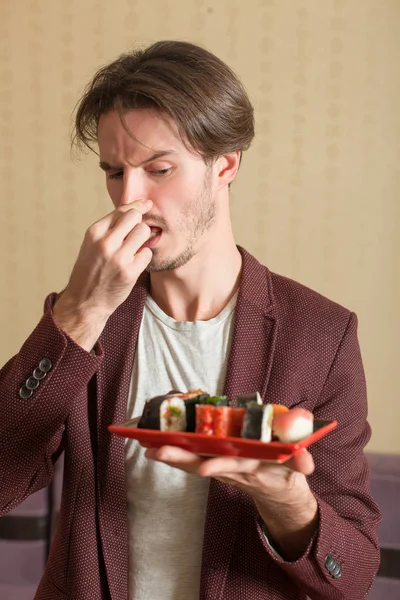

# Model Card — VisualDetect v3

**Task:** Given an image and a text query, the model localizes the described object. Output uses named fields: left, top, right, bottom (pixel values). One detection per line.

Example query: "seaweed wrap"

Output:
left=138, top=390, right=183, bottom=430
left=179, top=389, right=209, bottom=432
left=138, top=389, right=209, bottom=432
left=199, top=395, right=229, bottom=406
left=235, top=391, right=262, bottom=408
left=241, top=402, right=274, bottom=442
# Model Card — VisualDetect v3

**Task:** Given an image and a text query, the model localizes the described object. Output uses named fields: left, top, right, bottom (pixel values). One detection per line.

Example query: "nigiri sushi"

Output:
left=272, top=407, right=314, bottom=443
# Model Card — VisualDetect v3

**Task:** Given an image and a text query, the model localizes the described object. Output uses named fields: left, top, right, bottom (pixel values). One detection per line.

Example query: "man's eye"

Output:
left=109, top=171, right=123, bottom=180
left=149, top=168, right=172, bottom=177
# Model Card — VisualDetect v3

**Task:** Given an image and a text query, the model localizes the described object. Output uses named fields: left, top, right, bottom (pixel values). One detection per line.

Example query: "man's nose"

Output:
left=118, top=171, right=149, bottom=207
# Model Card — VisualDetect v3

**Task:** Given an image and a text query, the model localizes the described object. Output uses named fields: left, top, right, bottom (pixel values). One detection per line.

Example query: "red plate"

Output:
left=108, top=418, right=337, bottom=463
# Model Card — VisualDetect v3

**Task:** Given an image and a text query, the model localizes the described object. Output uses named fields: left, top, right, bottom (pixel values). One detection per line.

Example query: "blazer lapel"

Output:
left=95, top=272, right=149, bottom=600
left=201, top=248, right=278, bottom=600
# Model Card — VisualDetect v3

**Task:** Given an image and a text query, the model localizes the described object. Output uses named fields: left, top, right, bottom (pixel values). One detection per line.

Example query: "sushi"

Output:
left=235, top=392, right=262, bottom=408
left=195, top=404, right=214, bottom=435
left=160, top=396, right=187, bottom=432
left=241, top=402, right=274, bottom=442
left=137, top=388, right=315, bottom=444
left=213, top=406, right=245, bottom=437
left=178, top=389, right=210, bottom=432
left=137, top=389, right=208, bottom=432
left=272, top=407, right=314, bottom=443
left=137, top=391, right=181, bottom=430
left=195, top=404, right=245, bottom=437
left=271, top=404, right=289, bottom=416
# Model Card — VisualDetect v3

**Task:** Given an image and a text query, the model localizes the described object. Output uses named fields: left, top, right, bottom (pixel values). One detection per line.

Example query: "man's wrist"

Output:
left=53, top=297, right=109, bottom=353
left=253, top=487, right=319, bottom=561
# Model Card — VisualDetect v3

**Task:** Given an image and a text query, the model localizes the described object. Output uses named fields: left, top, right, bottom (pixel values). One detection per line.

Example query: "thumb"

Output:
left=286, top=448, right=315, bottom=475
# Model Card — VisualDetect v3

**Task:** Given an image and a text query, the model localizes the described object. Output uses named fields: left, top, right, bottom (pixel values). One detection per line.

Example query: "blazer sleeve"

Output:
left=0, top=293, right=104, bottom=515
left=254, top=312, right=381, bottom=600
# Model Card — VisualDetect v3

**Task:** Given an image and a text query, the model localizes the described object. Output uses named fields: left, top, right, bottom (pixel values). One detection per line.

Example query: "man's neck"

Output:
left=149, top=239, right=242, bottom=322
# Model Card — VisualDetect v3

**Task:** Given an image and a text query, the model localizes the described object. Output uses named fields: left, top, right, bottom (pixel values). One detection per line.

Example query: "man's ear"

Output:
left=214, top=151, right=242, bottom=189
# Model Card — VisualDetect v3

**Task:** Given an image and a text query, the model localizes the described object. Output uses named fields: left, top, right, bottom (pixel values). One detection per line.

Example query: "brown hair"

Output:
left=73, top=40, right=255, bottom=163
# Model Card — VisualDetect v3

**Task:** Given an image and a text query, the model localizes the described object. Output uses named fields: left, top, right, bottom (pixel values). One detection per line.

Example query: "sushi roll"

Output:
left=235, top=391, right=262, bottom=408
left=241, top=402, right=274, bottom=442
left=159, top=396, right=187, bottom=432
left=200, top=395, right=229, bottom=406
left=272, top=407, right=314, bottom=443
left=195, top=404, right=245, bottom=437
left=137, top=392, right=180, bottom=429
left=180, top=390, right=209, bottom=432
left=195, top=404, right=215, bottom=435
left=138, top=389, right=208, bottom=432
left=140, top=394, right=187, bottom=432
left=213, top=406, right=245, bottom=437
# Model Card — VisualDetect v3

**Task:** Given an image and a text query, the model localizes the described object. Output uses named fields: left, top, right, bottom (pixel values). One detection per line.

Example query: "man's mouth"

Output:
left=143, top=226, right=163, bottom=249
left=149, top=227, right=162, bottom=238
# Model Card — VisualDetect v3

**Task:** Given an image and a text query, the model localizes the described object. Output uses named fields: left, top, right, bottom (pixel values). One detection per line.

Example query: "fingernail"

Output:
left=144, top=199, right=153, bottom=207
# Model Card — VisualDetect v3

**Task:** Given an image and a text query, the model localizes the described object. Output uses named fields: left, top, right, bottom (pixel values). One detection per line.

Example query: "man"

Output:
left=0, top=40, right=380, bottom=599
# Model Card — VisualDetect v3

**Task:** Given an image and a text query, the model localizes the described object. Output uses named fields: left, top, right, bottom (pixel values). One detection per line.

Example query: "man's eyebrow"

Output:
left=99, top=150, right=177, bottom=171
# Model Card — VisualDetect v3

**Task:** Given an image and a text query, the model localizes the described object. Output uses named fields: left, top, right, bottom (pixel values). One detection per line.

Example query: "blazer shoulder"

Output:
left=269, top=270, right=353, bottom=335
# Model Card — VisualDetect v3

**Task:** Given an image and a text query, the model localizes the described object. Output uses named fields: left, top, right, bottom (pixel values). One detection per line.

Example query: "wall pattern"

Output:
left=0, top=0, right=398, bottom=451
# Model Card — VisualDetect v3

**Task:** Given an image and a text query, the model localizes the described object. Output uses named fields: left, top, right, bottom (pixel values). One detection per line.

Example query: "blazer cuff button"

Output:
left=19, top=385, right=33, bottom=399
left=38, top=358, right=52, bottom=373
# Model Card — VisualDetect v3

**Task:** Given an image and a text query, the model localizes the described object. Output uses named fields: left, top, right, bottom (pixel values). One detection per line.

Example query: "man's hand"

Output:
left=53, top=199, right=153, bottom=351
left=145, top=445, right=318, bottom=561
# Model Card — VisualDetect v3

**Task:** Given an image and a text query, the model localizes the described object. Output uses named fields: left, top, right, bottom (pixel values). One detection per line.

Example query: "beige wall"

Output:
left=0, top=0, right=398, bottom=452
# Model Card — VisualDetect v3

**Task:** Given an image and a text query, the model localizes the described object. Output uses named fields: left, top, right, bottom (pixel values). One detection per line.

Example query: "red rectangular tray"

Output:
left=109, top=418, right=337, bottom=463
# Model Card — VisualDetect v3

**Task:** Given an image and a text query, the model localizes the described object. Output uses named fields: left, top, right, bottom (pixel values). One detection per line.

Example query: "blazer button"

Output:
left=19, top=385, right=33, bottom=399
left=331, top=563, right=342, bottom=578
left=38, top=358, right=52, bottom=373
left=325, top=554, right=342, bottom=578
left=325, top=554, right=335, bottom=570
left=26, top=376, right=40, bottom=390
left=33, top=367, right=47, bottom=380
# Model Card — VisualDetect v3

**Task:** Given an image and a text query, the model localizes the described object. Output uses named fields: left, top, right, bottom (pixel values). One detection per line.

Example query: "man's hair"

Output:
left=73, top=40, right=255, bottom=163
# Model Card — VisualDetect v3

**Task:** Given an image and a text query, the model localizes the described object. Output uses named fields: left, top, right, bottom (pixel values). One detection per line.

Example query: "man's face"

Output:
left=97, top=108, right=218, bottom=272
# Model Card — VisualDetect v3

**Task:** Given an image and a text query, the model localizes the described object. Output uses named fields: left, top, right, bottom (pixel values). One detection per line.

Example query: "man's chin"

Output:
left=146, top=247, right=196, bottom=273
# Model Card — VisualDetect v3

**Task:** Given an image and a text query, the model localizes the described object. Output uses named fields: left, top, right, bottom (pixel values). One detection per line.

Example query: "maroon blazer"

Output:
left=0, top=248, right=380, bottom=599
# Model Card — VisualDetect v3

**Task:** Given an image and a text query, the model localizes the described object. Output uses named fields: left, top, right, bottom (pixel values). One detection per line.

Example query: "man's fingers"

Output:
left=131, top=246, right=153, bottom=274
left=198, top=456, right=259, bottom=478
left=123, top=222, right=152, bottom=256
left=145, top=446, right=208, bottom=474
left=105, top=208, right=145, bottom=246
left=88, top=199, right=152, bottom=241
left=285, top=449, right=315, bottom=475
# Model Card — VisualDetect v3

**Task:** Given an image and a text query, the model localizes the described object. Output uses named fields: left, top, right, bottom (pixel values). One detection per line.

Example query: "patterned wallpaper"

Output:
left=0, top=0, right=398, bottom=451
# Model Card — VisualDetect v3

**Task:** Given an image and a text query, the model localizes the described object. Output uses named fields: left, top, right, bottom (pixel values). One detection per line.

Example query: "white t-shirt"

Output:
left=125, top=292, right=237, bottom=600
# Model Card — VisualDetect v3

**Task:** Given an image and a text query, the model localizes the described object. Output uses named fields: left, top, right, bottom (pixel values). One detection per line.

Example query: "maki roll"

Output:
left=195, top=404, right=245, bottom=437
left=213, top=406, right=245, bottom=437
left=241, top=402, right=274, bottom=442
left=194, top=396, right=230, bottom=434
left=195, top=404, right=215, bottom=435
left=235, top=391, right=262, bottom=408
left=138, top=389, right=208, bottom=432
left=200, top=395, right=229, bottom=407
left=159, top=396, right=187, bottom=432
left=179, top=389, right=209, bottom=432
left=138, top=391, right=182, bottom=430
